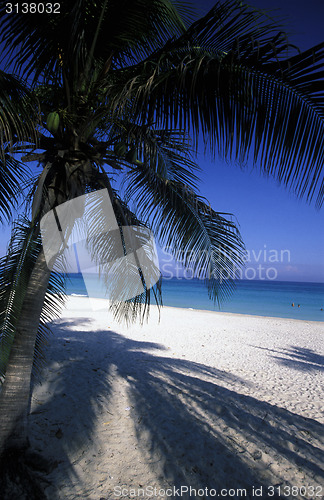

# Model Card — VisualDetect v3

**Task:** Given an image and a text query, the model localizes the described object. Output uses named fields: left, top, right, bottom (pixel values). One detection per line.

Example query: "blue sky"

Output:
left=182, top=0, right=324, bottom=282
left=0, top=0, right=323, bottom=282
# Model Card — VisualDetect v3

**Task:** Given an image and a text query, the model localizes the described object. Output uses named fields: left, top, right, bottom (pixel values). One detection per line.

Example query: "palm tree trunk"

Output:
left=0, top=250, right=51, bottom=453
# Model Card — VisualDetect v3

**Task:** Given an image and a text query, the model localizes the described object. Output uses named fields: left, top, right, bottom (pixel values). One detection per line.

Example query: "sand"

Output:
left=29, top=296, right=324, bottom=499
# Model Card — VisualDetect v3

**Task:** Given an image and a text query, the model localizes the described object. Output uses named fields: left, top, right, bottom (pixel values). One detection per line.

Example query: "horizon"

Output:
left=66, top=270, right=324, bottom=285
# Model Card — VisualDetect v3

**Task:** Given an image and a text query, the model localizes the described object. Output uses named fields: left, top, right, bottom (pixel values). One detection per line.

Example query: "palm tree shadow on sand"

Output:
left=29, top=317, right=324, bottom=499
left=251, top=345, right=324, bottom=372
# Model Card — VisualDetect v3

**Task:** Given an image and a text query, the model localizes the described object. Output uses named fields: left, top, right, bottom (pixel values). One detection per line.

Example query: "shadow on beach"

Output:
left=251, top=345, right=324, bottom=372
left=30, top=317, right=324, bottom=499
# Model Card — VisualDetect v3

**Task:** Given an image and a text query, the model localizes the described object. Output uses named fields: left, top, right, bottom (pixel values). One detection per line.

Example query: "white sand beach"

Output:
left=29, top=296, right=324, bottom=499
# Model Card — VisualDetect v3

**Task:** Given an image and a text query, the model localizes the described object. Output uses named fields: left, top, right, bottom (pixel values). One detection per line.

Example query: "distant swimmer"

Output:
left=292, top=303, right=295, bottom=307
left=298, top=304, right=300, bottom=308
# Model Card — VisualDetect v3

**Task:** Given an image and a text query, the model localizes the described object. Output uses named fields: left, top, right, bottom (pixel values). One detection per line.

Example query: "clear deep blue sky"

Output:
left=0, top=0, right=323, bottom=282
left=184, top=0, right=324, bottom=282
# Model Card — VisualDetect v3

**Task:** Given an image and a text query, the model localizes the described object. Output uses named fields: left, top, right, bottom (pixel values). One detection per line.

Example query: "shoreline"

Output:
left=66, top=293, right=324, bottom=323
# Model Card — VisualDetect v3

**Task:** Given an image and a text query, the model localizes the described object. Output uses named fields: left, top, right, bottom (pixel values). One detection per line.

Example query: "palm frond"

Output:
left=0, top=70, right=37, bottom=147
left=0, top=155, right=30, bottom=224
left=172, top=0, right=290, bottom=55
left=124, top=157, right=245, bottom=303
left=111, top=1, right=324, bottom=207
left=106, top=123, right=201, bottom=189
left=0, top=71, right=38, bottom=223
left=0, top=218, right=66, bottom=382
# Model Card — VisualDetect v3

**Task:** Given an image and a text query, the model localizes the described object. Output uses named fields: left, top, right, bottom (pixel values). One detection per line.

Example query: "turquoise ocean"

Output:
left=65, top=274, right=324, bottom=322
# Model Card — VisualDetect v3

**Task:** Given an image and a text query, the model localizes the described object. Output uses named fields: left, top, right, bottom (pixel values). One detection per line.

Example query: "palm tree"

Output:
left=0, top=0, right=323, bottom=494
